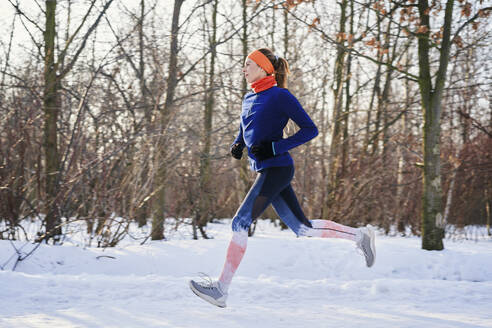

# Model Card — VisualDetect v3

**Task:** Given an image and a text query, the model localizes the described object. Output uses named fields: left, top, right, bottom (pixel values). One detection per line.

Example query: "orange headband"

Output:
left=248, top=50, right=274, bottom=75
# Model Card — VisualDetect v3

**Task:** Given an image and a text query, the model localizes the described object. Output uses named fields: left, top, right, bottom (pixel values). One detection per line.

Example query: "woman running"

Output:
left=189, top=48, right=376, bottom=308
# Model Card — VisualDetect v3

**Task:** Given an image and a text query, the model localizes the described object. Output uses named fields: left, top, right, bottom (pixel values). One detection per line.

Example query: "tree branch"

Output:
left=59, top=0, right=115, bottom=79
left=457, top=110, right=492, bottom=139
left=285, top=7, right=420, bottom=82
left=7, top=0, right=44, bottom=33
left=57, top=0, right=98, bottom=69
left=451, top=6, right=492, bottom=45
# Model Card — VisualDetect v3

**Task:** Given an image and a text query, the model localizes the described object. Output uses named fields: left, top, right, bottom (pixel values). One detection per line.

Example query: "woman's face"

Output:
left=242, top=58, right=266, bottom=84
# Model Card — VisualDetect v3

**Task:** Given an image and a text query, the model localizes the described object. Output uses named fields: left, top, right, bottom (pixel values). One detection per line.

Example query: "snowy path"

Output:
left=1, top=221, right=491, bottom=328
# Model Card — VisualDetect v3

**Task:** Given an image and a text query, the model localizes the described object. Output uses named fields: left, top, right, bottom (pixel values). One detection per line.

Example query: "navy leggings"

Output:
left=231, top=166, right=312, bottom=234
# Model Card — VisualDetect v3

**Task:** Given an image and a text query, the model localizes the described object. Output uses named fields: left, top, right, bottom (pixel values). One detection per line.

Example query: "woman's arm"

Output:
left=272, top=90, right=318, bottom=155
left=232, top=123, right=246, bottom=149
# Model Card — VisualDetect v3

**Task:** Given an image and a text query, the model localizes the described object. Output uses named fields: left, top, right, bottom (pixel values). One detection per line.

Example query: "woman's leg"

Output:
left=218, top=166, right=294, bottom=293
left=271, top=185, right=376, bottom=267
left=271, top=185, right=358, bottom=241
left=306, top=219, right=358, bottom=241
left=218, top=229, right=248, bottom=292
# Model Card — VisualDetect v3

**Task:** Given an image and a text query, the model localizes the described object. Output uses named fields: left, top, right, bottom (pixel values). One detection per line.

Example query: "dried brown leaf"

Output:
left=461, top=2, right=472, bottom=17
left=416, top=25, right=429, bottom=34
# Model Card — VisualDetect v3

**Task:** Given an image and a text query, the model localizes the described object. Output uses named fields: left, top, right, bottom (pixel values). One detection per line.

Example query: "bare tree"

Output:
left=38, top=0, right=115, bottom=242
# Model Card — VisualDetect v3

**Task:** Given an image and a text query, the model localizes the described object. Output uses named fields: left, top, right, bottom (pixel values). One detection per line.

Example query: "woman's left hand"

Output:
left=251, top=142, right=274, bottom=161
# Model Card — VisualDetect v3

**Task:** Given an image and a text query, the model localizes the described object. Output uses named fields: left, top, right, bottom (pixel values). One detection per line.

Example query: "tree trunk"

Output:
left=270, top=4, right=275, bottom=50
left=40, top=0, right=114, bottom=242
left=237, top=0, right=250, bottom=205
left=196, top=0, right=218, bottom=239
left=418, top=0, right=454, bottom=250
left=136, top=0, right=149, bottom=228
left=364, top=8, right=382, bottom=154
left=395, top=49, right=411, bottom=234
left=341, top=0, right=354, bottom=177
left=320, top=74, right=329, bottom=219
left=44, top=0, right=62, bottom=242
left=460, top=47, right=473, bottom=144
left=327, top=0, right=347, bottom=200
left=380, top=20, right=394, bottom=165
left=283, top=7, right=288, bottom=58
left=152, top=0, right=184, bottom=240
left=443, top=165, right=457, bottom=230
left=486, top=191, right=491, bottom=236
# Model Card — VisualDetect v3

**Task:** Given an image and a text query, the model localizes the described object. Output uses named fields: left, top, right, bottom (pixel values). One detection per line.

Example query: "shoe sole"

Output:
left=189, top=280, right=226, bottom=308
left=366, top=225, right=376, bottom=267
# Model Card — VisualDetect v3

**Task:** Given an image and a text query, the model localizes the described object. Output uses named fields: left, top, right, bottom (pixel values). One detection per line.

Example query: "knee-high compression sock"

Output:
left=300, top=219, right=359, bottom=241
left=218, top=167, right=294, bottom=293
left=218, top=230, right=248, bottom=293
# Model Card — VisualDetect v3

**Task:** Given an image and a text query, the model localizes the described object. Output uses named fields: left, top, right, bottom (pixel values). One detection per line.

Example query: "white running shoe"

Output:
left=189, top=279, right=228, bottom=308
left=356, top=225, right=376, bottom=267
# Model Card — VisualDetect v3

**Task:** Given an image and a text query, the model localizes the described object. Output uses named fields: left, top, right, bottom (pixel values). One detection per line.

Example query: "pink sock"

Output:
left=218, top=230, right=248, bottom=293
left=301, top=219, right=359, bottom=241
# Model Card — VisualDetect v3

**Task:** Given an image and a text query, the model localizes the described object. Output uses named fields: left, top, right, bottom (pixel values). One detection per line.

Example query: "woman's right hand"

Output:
left=230, top=143, right=244, bottom=160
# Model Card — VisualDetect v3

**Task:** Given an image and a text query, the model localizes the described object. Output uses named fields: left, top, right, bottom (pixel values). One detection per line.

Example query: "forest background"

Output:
left=0, top=0, right=491, bottom=249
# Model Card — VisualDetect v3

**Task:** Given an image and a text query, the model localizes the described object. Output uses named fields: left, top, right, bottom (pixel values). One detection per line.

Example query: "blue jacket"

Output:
left=233, top=86, right=318, bottom=171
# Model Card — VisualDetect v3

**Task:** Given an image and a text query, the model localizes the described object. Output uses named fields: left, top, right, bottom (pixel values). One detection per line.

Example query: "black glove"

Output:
left=230, top=143, right=244, bottom=160
left=251, top=141, right=274, bottom=161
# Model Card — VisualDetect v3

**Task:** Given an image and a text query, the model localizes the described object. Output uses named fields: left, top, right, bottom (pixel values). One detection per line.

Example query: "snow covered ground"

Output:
left=1, top=220, right=492, bottom=328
